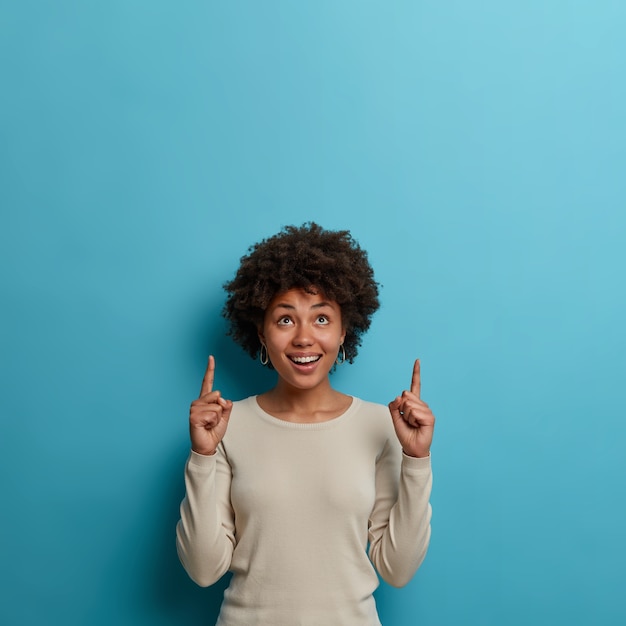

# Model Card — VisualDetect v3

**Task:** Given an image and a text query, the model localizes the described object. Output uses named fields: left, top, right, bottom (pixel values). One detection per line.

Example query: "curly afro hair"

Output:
left=222, top=222, right=380, bottom=364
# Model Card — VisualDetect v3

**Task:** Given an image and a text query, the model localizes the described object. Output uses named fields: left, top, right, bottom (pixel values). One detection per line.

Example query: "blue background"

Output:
left=2, top=2, right=625, bottom=625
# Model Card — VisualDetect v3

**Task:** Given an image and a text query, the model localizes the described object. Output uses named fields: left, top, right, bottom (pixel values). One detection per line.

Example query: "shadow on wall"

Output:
left=147, top=442, right=232, bottom=625
left=187, top=291, right=278, bottom=401
left=140, top=305, right=275, bottom=625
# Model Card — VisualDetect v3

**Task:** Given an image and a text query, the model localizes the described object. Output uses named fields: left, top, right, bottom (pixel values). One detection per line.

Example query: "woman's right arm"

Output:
left=176, top=446, right=236, bottom=586
left=176, top=356, right=235, bottom=586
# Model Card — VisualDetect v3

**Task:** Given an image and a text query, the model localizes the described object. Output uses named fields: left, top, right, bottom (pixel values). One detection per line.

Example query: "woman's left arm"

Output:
left=368, top=359, right=435, bottom=587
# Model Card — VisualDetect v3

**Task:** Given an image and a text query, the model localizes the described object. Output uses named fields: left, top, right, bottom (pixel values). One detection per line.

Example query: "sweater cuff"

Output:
left=401, top=452, right=431, bottom=472
left=187, top=449, right=218, bottom=470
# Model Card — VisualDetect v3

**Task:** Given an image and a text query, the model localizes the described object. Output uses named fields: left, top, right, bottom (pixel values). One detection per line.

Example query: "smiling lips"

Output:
left=289, top=355, right=322, bottom=364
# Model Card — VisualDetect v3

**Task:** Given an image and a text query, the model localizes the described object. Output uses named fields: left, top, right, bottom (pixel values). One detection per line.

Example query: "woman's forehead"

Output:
left=267, top=288, right=339, bottom=310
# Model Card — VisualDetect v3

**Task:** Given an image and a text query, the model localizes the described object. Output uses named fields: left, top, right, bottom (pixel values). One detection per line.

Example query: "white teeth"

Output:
left=291, top=355, right=320, bottom=364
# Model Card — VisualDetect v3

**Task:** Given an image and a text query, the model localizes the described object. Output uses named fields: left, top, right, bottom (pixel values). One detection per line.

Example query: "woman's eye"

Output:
left=316, top=315, right=329, bottom=325
left=277, top=317, right=293, bottom=326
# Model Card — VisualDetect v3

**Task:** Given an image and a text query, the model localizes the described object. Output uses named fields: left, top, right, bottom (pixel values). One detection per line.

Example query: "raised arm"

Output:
left=369, top=359, right=435, bottom=586
left=176, top=357, right=235, bottom=586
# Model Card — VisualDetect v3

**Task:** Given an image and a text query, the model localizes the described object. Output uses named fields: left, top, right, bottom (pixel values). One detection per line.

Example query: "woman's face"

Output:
left=259, top=288, right=346, bottom=392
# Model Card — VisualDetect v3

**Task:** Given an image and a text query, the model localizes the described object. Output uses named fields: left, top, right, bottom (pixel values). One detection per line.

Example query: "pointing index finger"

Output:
left=200, top=355, right=215, bottom=397
left=410, top=358, right=421, bottom=398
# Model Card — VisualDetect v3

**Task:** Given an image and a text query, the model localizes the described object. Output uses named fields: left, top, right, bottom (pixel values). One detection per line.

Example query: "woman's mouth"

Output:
left=289, top=355, right=322, bottom=364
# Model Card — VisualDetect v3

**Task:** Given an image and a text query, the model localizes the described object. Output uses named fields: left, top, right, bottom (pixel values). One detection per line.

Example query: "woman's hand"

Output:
left=388, top=359, right=435, bottom=458
left=189, top=356, right=233, bottom=456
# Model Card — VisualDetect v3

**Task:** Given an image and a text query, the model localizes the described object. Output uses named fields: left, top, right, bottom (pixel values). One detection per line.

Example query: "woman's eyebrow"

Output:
left=272, top=302, right=333, bottom=310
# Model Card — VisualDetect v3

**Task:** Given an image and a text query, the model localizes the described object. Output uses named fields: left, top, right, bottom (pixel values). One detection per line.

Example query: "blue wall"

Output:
left=2, top=2, right=625, bottom=625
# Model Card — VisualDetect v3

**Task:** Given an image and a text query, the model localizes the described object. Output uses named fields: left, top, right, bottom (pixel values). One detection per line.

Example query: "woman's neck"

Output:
left=257, top=379, right=352, bottom=423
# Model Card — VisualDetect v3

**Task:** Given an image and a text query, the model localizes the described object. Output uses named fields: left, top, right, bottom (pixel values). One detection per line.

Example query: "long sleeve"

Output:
left=176, top=396, right=432, bottom=625
left=176, top=446, right=236, bottom=587
left=368, top=443, right=433, bottom=588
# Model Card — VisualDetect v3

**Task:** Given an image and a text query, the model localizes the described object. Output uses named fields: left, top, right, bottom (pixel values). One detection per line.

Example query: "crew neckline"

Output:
left=247, top=395, right=360, bottom=430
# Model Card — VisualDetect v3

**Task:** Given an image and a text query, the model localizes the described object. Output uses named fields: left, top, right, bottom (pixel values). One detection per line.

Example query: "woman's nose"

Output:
left=292, top=324, right=314, bottom=346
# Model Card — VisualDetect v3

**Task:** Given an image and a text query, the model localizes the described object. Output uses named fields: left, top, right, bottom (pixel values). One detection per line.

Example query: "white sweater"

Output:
left=176, top=396, right=432, bottom=626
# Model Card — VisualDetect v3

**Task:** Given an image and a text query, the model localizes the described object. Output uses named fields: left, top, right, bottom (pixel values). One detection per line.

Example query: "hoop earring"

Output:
left=336, top=344, right=346, bottom=365
left=260, top=343, right=269, bottom=366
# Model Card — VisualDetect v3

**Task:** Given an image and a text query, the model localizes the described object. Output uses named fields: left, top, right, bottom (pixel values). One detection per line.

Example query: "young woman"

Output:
left=176, top=223, right=435, bottom=626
